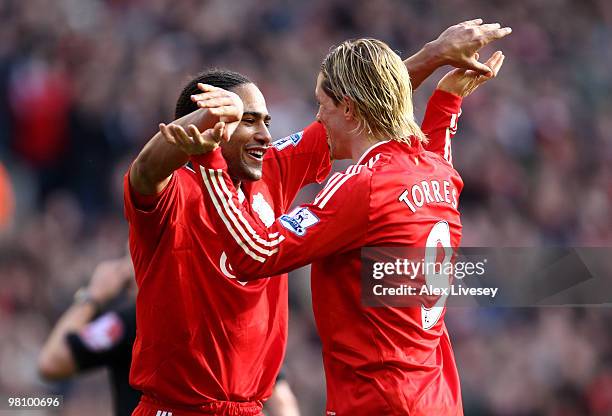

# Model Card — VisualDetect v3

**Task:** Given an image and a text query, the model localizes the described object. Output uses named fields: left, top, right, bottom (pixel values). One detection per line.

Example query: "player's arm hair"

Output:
left=38, top=302, right=98, bottom=380
left=264, top=380, right=301, bottom=416
left=403, top=44, right=445, bottom=91
left=130, top=108, right=219, bottom=196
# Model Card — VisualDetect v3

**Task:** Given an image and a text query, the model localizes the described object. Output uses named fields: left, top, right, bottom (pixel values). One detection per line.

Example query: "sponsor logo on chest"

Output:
left=251, top=192, right=275, bottom=227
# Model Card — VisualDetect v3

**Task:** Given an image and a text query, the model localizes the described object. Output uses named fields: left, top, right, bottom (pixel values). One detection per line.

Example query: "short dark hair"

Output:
left=175, top=69, right=252, bottom=119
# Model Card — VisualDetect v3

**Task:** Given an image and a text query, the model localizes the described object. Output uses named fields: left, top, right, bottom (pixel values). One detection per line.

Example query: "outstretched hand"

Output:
left=161, top=83, right=245, bottom=155
left=160, top=121, right=226, bottom=155
left=191, top=83, right=243, bottom=141
left=437, top=51, right=505, bottom=97
left=431, top=19, right=511, bottom=75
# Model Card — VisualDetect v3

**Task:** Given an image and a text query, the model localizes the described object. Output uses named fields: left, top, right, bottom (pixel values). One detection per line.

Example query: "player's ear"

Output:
left=342, top=96, right=355, bottom=121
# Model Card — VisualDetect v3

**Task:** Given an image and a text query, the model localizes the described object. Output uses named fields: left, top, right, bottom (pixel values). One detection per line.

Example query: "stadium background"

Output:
left=1, top=0, right=612, bottom=414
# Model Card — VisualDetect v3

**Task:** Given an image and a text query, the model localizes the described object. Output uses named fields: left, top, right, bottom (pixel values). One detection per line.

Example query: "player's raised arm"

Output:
left=129, top=84, right=242, bottom=196
left=188, top=147, right=370, bottom=279
left=404, top=18, right=511, bottom=89
left=422, top=51, right=505, bottom=162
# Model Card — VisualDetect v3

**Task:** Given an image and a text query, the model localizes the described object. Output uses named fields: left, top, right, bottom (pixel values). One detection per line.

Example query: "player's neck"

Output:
left=351, top=135, right=386, bottom=163
left=230, top=175, right=241, bottom=190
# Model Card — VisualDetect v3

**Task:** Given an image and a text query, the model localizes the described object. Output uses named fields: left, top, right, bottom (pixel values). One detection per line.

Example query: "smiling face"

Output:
left=315, top=72, right=353, bottom=160
left=220, top=83, right=272, bottom=183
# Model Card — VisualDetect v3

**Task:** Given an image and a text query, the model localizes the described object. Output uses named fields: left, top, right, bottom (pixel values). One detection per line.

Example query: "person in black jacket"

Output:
left=38, top=255, right=140, bottom=416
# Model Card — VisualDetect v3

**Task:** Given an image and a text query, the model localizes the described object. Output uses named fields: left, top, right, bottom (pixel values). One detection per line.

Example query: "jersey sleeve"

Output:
left=265, top=122, right=332, bottom=210
left=66, top=304, right=136, bottom=371
left=421, top=89, right=463, bottom=165
left=190, top=149, right=369, bottom=280
left=123, top=167, right=182, bottom=242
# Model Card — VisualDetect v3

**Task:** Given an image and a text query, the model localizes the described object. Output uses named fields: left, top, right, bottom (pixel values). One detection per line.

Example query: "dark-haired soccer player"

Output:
left=127, top=70, right=314, bottom=416
left=127, top=21, right=510, bottom=416
left=169, top=42, right=505, bottom=415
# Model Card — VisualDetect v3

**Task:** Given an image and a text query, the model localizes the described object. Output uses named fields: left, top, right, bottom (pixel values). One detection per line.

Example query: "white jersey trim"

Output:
left=316, top=165, right=363, bottom=209
left=201, top=168, right=266, bottom=262
left=200, top=167, right=286, bottom=263
left=355, top=140, right=390, bottom=165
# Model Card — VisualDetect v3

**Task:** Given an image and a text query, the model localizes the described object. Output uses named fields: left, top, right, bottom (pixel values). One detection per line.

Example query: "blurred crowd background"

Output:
left=1, top=0, right=612, bottom=414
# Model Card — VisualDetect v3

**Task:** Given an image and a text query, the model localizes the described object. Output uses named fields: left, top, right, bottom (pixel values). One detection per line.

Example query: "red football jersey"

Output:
left=191, top=90, right=464, bottom=415
left=124, top=122, right=330, bottom=410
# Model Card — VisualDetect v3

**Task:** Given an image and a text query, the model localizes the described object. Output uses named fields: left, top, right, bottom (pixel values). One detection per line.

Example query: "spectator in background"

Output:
left=38, top=255, right=139, bottom=416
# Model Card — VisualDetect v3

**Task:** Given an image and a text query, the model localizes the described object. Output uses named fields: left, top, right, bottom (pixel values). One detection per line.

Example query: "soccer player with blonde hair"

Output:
left=318, top=38, right=426, bottom=146
left=167, top=36, right=505, bottom=415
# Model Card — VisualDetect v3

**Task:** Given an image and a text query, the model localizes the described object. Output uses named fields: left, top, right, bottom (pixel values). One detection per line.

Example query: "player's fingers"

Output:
left=207, top=121, right=224, bottom=143
left=190, top=91, right=228, bottom=102
left=163, top=124, right=184, bottom=147
left=175, top=125, right=194, bottom=143
left=167, top=125, right=182, bottom=144
left=460, top=18, right=483, bottom=26
left=195, top=97, right=237, bottom=109
left=172, top=125, right=193, bottom=148
left=489, top=52, right=505, bottom=77
left=187, top=124, right=205, bottom=146
left=167, top=124, right=186, bottom=148
left=483, top=51, right=501, bottom=67
left=484, top=26, right=512, bottom=41
left=159, top=123, right=177, bottom=145
left=213, top=121, right=229, bottom=143
left=475, top=52, right=504, bottom=85
left=194, top=89, right=227, bottom=96
left=480, top=23, right=501, bottom=31
left=463, top=57, right=493, bottom=76
left=208, top=106, right=241, bottom=117
left=197, top=83, right=223, bottom=93
left=220, top=122, right=230, bottom=143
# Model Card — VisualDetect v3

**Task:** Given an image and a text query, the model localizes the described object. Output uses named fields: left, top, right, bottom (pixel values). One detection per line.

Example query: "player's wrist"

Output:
left=73, top=287, right=104, bottom=314
left=421, top=40, right=449, bottom=68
